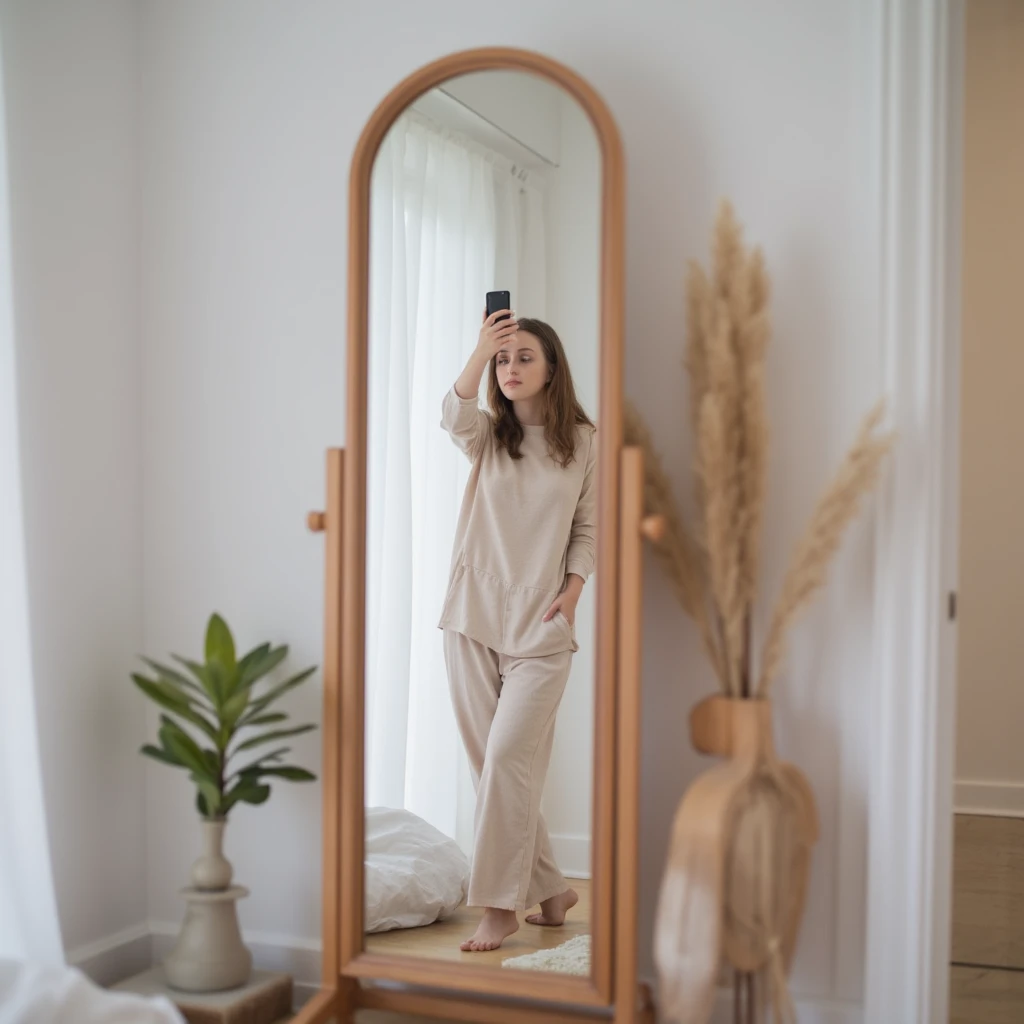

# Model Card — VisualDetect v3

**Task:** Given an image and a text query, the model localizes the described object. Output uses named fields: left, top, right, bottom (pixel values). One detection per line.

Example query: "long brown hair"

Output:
left=485, top=317, right=594, bottom=468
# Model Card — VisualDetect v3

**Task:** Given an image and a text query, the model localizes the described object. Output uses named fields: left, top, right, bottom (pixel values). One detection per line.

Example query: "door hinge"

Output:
left=948, top=591, right=957, bottom=621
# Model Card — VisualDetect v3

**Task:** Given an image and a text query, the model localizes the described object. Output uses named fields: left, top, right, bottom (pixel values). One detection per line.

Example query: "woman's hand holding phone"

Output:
left=454, top=309, right=520, bottom=400
left=475, top=308, right=518, bottom=361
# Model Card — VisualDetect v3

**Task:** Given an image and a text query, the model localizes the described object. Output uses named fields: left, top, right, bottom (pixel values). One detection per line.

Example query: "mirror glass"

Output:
left=362, top=69, right=601, bottom=974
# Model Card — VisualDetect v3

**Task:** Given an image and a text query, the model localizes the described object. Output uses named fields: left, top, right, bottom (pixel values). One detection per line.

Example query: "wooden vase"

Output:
left=654, top=696, right=819, bottom=1024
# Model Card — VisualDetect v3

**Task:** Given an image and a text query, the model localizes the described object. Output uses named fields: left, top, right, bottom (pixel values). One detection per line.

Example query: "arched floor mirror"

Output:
left=298, top=46, right=657, bottom=1024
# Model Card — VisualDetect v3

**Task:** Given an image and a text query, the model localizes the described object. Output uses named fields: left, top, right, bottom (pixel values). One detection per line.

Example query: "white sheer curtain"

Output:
left=365, top=111, right=545, bottom=851
left=0, top=40, right=63, bottom=966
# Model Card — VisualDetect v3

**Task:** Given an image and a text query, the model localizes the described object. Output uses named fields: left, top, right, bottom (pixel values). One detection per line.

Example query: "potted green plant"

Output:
left=132, top=612, right=318, bottom=992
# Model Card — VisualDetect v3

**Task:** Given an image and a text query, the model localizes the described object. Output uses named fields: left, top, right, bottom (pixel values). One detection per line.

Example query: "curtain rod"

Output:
left=435, top=86, right=560, bottom=170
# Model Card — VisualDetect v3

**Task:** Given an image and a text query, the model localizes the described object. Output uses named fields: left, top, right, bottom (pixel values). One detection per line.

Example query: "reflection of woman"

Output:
left=437, top=309, right=597, bottom=952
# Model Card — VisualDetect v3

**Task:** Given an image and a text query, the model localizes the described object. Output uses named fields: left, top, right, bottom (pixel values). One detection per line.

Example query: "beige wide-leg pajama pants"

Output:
left=442, top=628, right=573, bottom=912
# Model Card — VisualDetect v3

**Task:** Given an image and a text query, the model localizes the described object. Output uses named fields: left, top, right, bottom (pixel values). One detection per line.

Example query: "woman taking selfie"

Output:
left=437, top=306, right=597, bottom=952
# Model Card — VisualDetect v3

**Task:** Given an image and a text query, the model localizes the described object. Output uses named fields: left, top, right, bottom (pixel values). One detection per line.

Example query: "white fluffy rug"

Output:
left=501, top=934, right=591, bottom=975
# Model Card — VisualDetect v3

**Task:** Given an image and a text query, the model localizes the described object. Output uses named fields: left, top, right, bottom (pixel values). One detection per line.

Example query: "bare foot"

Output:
left=460, top=908, right=519, bottom=952
left=526, top=887, right=578, bottom=926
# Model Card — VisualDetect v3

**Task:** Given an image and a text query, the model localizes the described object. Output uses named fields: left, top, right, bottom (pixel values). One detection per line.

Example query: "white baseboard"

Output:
left=72, top=936, right=861, bottom=1021
left=639, top=975, right=861, bottom=1024
left=66, top=923, right=153, bottom=988
left=709, top=989, right=861, bottom=1024
left=955, top=780, right=1024, bottom=817
left=549, top=832, right=590, bottom=880
left=68, top=921, right=323, bottom=1007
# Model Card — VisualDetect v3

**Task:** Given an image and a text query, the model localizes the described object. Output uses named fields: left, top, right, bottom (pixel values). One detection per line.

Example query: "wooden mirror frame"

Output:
left=298, top=46, right=653, bottom=1024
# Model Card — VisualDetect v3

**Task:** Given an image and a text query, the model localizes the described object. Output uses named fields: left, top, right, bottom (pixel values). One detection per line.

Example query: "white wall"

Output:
left=547, top=92, right=601, bottom=423
left=0, top=0, right=147, bottom=965
left=137, top=0, right=338, bottom=948
left=954, top=0, right=1024, bottom=817
left=1, top=0, right=884, bottom=1013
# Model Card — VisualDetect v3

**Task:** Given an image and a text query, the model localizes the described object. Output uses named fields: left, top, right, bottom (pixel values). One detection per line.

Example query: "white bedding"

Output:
left=0, top=961, right=184, bottom=1024
left=365, top=806, right=470, bottom=933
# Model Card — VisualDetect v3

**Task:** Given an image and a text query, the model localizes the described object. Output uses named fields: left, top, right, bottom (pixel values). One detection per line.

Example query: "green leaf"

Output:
left=222, top=643, right=268, bottom=700
left=244, top=765, right=315, bottom=782
left=139, top=657, right=209, bottom=701
left=141, top=743, right=184, bottom=768
left=206, top=660, right=229, bottom=708
left=236, top=783, right=271, bottom=805
left=159, top=731, right=206, bottom=779
left=171, top=655, right=220, bottom=706
left=217, top=722, right=232, bottom=751
left=192, top=774, right=223, bottom=817
left=159, top=716, right=214, bottom=780
left=237, top=644, right=288, bottom=691
left=220, top=686, right=251, bottom=729
left=131, top=673, right=191, bottom=711
left=196, top=790, right=210, bottom=817
left=131, top=675, right=219, bottom=743
left=242, top=712, right=287, bottom=728
left=228, top=747, right=290, bottom=780
left=233, top=724, right=315, bottom=754
left=239, top=667, right=317, bottom=723
left=237, top=643, right=271, bottom=675
left=205, top=614, right=236, bottom=671
left=222, top=780, right=271, bottom=814
left=172, top=656, right=228, bottom=709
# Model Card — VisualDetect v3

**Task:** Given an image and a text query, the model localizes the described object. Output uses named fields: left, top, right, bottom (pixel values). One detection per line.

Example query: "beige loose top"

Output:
left=436, top=385, right=597, bottom=658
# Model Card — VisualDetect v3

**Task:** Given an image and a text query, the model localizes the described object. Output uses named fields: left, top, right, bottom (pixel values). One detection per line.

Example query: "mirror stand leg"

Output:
left=306, top=448, right=347, bottom=1023
left=289, top=986, right=340, bottom=1024
left=616, top=447, right=660, bottom=1024
left=637, top=981, right=656, bottom=1024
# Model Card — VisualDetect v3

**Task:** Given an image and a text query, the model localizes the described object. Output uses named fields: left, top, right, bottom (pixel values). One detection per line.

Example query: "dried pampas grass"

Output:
left=634, top=199, right=893, bottom=697
left=646, top=201, right=892, bottom=1024
left=684, top=264, right=711, bottom=448
left=756, top=401, right=894, bottom=696
left=698, top=300, right=744, bottom=695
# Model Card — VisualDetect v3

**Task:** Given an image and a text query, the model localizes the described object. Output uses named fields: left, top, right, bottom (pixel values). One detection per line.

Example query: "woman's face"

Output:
left=495, top=330, right=550, bottom=402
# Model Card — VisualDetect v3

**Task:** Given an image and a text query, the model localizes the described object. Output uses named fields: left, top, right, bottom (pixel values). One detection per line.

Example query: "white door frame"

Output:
left=863, top=1, right=964, bottom=1022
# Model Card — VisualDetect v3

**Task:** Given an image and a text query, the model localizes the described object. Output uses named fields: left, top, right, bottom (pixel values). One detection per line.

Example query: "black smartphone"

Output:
left=486, top=290, right=512, bottom=324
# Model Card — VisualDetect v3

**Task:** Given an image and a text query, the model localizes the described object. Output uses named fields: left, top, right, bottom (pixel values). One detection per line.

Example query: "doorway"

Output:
left=948, top=2, right=1024, bottom=1020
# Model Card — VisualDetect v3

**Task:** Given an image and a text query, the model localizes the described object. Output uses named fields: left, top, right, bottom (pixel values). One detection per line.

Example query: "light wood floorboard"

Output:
left=364, top=878, right=590, bottom=969
left=952, top=815, right=1024, bottom=970
left=950, top=964, right=1024, bottom=1024
left=950, top=814, right=1024, bottom=1022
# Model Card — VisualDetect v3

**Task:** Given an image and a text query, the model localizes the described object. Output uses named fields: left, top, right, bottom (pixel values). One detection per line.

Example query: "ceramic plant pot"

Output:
left=163, top=817, right=253, bottom=993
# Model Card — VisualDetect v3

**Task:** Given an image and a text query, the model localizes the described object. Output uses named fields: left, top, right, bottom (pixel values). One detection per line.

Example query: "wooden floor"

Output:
left=951, top=965, right=1024, bottom=1024
left=950, top=815, right=1024, bottom=1023
left=364, top=877, right=591, bottom=969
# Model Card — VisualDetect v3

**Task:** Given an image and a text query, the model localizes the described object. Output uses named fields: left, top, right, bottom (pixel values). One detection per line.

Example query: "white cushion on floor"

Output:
left=365, top=807, right=470, bottom=933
